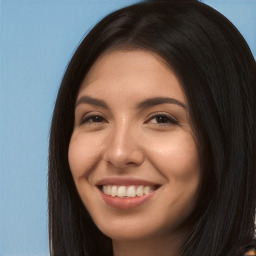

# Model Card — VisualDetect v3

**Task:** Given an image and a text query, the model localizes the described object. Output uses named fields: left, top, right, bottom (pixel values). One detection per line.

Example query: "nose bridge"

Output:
left=104, top=118, right=144, bottom=167
left=110, top=119, right=135, bottom=158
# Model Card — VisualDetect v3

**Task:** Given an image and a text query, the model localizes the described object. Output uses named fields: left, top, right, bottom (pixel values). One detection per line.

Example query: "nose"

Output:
left=103, top=124, right=145, bottom=168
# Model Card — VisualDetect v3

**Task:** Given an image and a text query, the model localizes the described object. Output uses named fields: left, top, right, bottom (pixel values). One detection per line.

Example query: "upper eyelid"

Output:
left=146, top=112, right=178, bottom=121
left=82, top=111, right=105, bottom=117
left=79, top=112, right=107, bottom=123
left=77, top=110, right=178, bottom=124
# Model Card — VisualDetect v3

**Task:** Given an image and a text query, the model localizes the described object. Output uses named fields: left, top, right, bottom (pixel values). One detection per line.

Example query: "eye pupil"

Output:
left=156, top=116, right=168, bottom=123
left=92, top=116, right=103, bottom=122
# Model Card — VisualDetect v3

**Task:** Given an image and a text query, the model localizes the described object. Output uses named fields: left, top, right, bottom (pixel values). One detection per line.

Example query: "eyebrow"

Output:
left=75, top=95, right=108, bottom=109
left=75, top=95, right=187, bottom=110
left=137, top=97, right=187, bottom=110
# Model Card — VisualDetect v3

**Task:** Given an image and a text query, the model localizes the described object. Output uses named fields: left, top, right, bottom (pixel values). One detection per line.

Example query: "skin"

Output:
left=68, top=50, right=201, bottom=256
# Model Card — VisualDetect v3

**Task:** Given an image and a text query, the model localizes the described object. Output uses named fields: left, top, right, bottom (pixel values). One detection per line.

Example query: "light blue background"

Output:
left=1, top=0, right=255, bottom=255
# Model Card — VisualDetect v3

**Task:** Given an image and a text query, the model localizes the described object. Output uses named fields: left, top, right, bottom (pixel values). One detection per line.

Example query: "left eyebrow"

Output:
left=75, top=95, right=108, bottom=109
left=136, top=97, right=187, bottom=110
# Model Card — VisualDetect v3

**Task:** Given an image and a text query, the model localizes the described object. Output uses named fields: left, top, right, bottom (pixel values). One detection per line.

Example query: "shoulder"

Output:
left=244, top=248, right=256, bottom=256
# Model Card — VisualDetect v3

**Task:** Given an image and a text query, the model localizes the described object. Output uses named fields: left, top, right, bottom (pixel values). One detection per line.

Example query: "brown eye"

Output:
left=81, top=115, right=106, bottom=125
left=150, top=114, right=178, bottom=125
left=154, top=115, right=170, bottom=123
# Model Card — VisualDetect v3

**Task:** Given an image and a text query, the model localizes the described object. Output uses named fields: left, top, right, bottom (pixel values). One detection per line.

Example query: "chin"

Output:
left=93, top=215, right=180, bottom=242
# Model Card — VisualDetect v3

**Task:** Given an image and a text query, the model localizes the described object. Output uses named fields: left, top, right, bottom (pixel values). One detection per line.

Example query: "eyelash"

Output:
left=146, top=112, right=179, bottom=126
left=80, top=112, right=178, bottom=127
left=80, top=113, right=107, bottom=125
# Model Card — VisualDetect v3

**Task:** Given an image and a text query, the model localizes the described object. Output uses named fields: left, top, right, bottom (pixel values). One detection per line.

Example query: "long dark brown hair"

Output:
left=48, top=1, right=256, bottom=255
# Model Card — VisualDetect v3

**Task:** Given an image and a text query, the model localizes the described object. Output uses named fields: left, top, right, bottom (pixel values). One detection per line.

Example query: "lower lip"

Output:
left=99, top=189, right=156, bottom=209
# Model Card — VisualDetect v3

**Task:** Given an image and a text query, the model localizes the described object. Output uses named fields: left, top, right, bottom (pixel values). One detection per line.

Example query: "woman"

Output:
left=48, top=0, right=256, bottom=255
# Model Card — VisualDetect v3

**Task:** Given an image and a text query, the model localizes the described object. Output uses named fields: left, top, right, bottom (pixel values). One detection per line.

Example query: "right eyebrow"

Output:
left=136, top=97, right=187, bottom=110
left=75, top=95, right=108, bottom=109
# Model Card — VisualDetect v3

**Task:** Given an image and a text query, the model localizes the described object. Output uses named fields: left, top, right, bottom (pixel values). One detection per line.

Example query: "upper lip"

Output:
left=96, top=177, right=161, bottom=186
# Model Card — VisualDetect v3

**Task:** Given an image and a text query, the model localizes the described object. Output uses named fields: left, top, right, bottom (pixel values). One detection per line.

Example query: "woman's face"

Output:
left=68, top=50, right=200, bottom=242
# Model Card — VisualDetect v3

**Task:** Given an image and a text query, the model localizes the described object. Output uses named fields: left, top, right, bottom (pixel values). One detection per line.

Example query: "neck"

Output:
left=112, top=231, right=187, bottom=256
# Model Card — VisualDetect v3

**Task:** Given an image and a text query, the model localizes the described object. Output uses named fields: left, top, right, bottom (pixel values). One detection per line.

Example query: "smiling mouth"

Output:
left=99, top=185, right=160, bottom=198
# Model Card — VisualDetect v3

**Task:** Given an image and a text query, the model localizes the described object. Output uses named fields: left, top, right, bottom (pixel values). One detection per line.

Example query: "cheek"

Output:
left=147, top=134, right=200, bottom=226
left=146, top=132, right=200, bottom=179
left=68, top=132, right=103, bottom=179
left=145, top=131, right=201, bottom=215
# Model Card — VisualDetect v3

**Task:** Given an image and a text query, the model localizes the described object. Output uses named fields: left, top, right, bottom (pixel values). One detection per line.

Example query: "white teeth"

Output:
left=127, top=186, right=136, bottom=197
left=136, top=185, right=143, bottom=196
left=144, top=186, right=154, bottom=195
left=144, top=186, right=150, bottom=194
left=111, top=185, right=117, bottom=196
left=101, top=185, right=157, bottom=198
left=117, top=186, right=126, bottom=198
left=106, top=185, right=111, bottom=195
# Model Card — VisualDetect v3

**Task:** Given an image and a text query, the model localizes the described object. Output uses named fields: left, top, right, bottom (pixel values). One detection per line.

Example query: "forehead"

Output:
left=79, top=49, right=186, bottom=105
